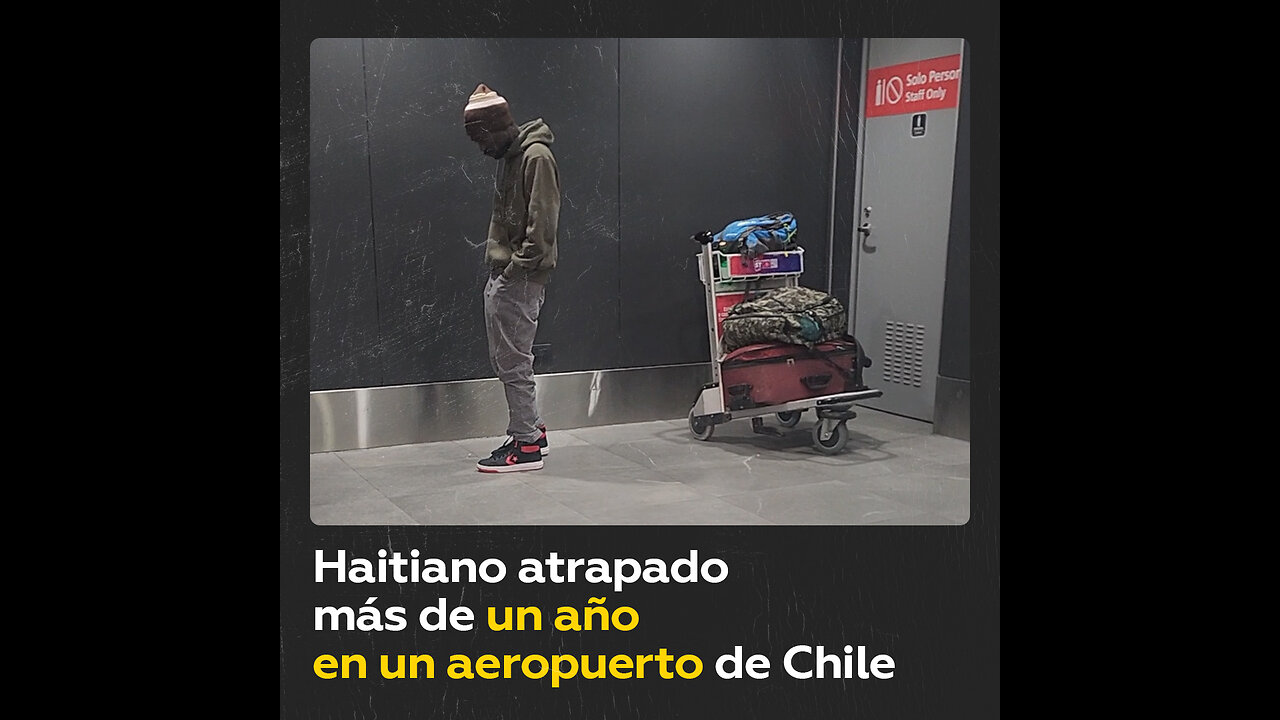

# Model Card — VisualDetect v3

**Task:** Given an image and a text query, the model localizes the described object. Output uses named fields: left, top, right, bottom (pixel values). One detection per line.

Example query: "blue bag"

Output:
left=713, top=212, right=798, bottom=258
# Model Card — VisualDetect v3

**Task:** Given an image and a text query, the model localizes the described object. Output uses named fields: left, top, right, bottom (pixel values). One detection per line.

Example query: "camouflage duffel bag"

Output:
left=721, top=286, right=847, bottom=353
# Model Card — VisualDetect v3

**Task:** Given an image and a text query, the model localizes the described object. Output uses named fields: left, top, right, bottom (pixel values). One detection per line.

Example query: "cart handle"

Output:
left=692, top=230, right=714, bottom=245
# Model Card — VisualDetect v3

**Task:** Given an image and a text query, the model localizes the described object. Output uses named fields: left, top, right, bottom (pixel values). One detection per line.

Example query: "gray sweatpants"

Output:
left=484, top=271, right=546, bottom=443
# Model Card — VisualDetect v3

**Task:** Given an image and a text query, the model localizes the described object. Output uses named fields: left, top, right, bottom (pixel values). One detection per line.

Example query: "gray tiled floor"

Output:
left=309, top=406, right=970, bottom=525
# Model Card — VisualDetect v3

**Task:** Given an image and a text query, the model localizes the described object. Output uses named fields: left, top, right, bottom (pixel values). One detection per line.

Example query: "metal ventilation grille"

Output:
left=883, top=321, right=925, bottom=387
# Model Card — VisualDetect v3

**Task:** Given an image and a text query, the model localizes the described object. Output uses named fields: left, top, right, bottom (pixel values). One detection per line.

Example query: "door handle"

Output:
left=858, top=222, right=872, bottom=236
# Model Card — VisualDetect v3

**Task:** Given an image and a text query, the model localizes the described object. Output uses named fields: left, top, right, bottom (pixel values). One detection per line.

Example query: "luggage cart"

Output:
left=686, top=231, right=883, bottom=454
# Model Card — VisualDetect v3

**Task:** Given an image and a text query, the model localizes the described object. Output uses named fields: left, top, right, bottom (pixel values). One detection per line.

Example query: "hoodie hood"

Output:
left=504, top=118, right=554, bottom=158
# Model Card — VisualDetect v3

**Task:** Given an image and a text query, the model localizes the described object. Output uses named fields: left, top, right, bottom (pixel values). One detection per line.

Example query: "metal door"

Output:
left=851, top=38, right=965, bottom=422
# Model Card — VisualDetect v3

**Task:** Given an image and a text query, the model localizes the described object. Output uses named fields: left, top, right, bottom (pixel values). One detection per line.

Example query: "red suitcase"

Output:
left=720, top=339, right=870, bottom=410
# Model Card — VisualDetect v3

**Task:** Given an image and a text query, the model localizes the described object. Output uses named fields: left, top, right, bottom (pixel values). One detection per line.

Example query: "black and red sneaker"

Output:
left=490, top=426, right=549, bottom=457
left=476, top=442, right=544, bottom=473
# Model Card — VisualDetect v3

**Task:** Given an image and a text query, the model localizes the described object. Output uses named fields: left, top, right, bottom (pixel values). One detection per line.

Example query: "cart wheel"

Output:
left=776, top=411, right=802, bottom=428
left=811, top=421, right=849, bottom=455
left=689, top=409, right=715, bottom=441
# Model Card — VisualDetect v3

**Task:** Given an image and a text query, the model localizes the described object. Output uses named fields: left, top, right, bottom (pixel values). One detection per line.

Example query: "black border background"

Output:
left=281, top=2, right=1000, bottom=718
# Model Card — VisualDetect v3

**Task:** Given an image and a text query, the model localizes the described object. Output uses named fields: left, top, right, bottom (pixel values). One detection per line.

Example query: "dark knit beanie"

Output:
left=464, top=83, right=515, bottom=139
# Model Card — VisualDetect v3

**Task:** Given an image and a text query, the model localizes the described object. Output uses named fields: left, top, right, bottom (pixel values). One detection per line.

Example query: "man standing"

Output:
left=464, top=83, right=560, bottom=473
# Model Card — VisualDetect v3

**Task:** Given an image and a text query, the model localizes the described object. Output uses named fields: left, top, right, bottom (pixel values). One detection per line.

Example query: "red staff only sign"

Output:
left=866, top=54, right=962, bottom=118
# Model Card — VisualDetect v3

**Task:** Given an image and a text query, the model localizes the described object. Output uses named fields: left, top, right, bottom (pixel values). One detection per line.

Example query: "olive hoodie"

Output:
left=486, top=118, right=560, bottom=284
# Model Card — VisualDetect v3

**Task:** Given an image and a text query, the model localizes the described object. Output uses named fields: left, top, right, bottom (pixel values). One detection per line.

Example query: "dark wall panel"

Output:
left=309, top=38, right=382, bottom=391
left=309, top=38, right=850, bottom=390
left=939, top=41, right=971, bottom=381
left=363, top=38, right=622, bottom=386
left=829, top=38, right=864, bottom=315
left=618, top=38, right=839, bottom=367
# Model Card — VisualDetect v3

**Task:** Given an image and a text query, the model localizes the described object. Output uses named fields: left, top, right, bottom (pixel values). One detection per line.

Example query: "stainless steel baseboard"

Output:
left=933, top=374, right=970, bottom=441
left=310, top=363, right=713, bottom=452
